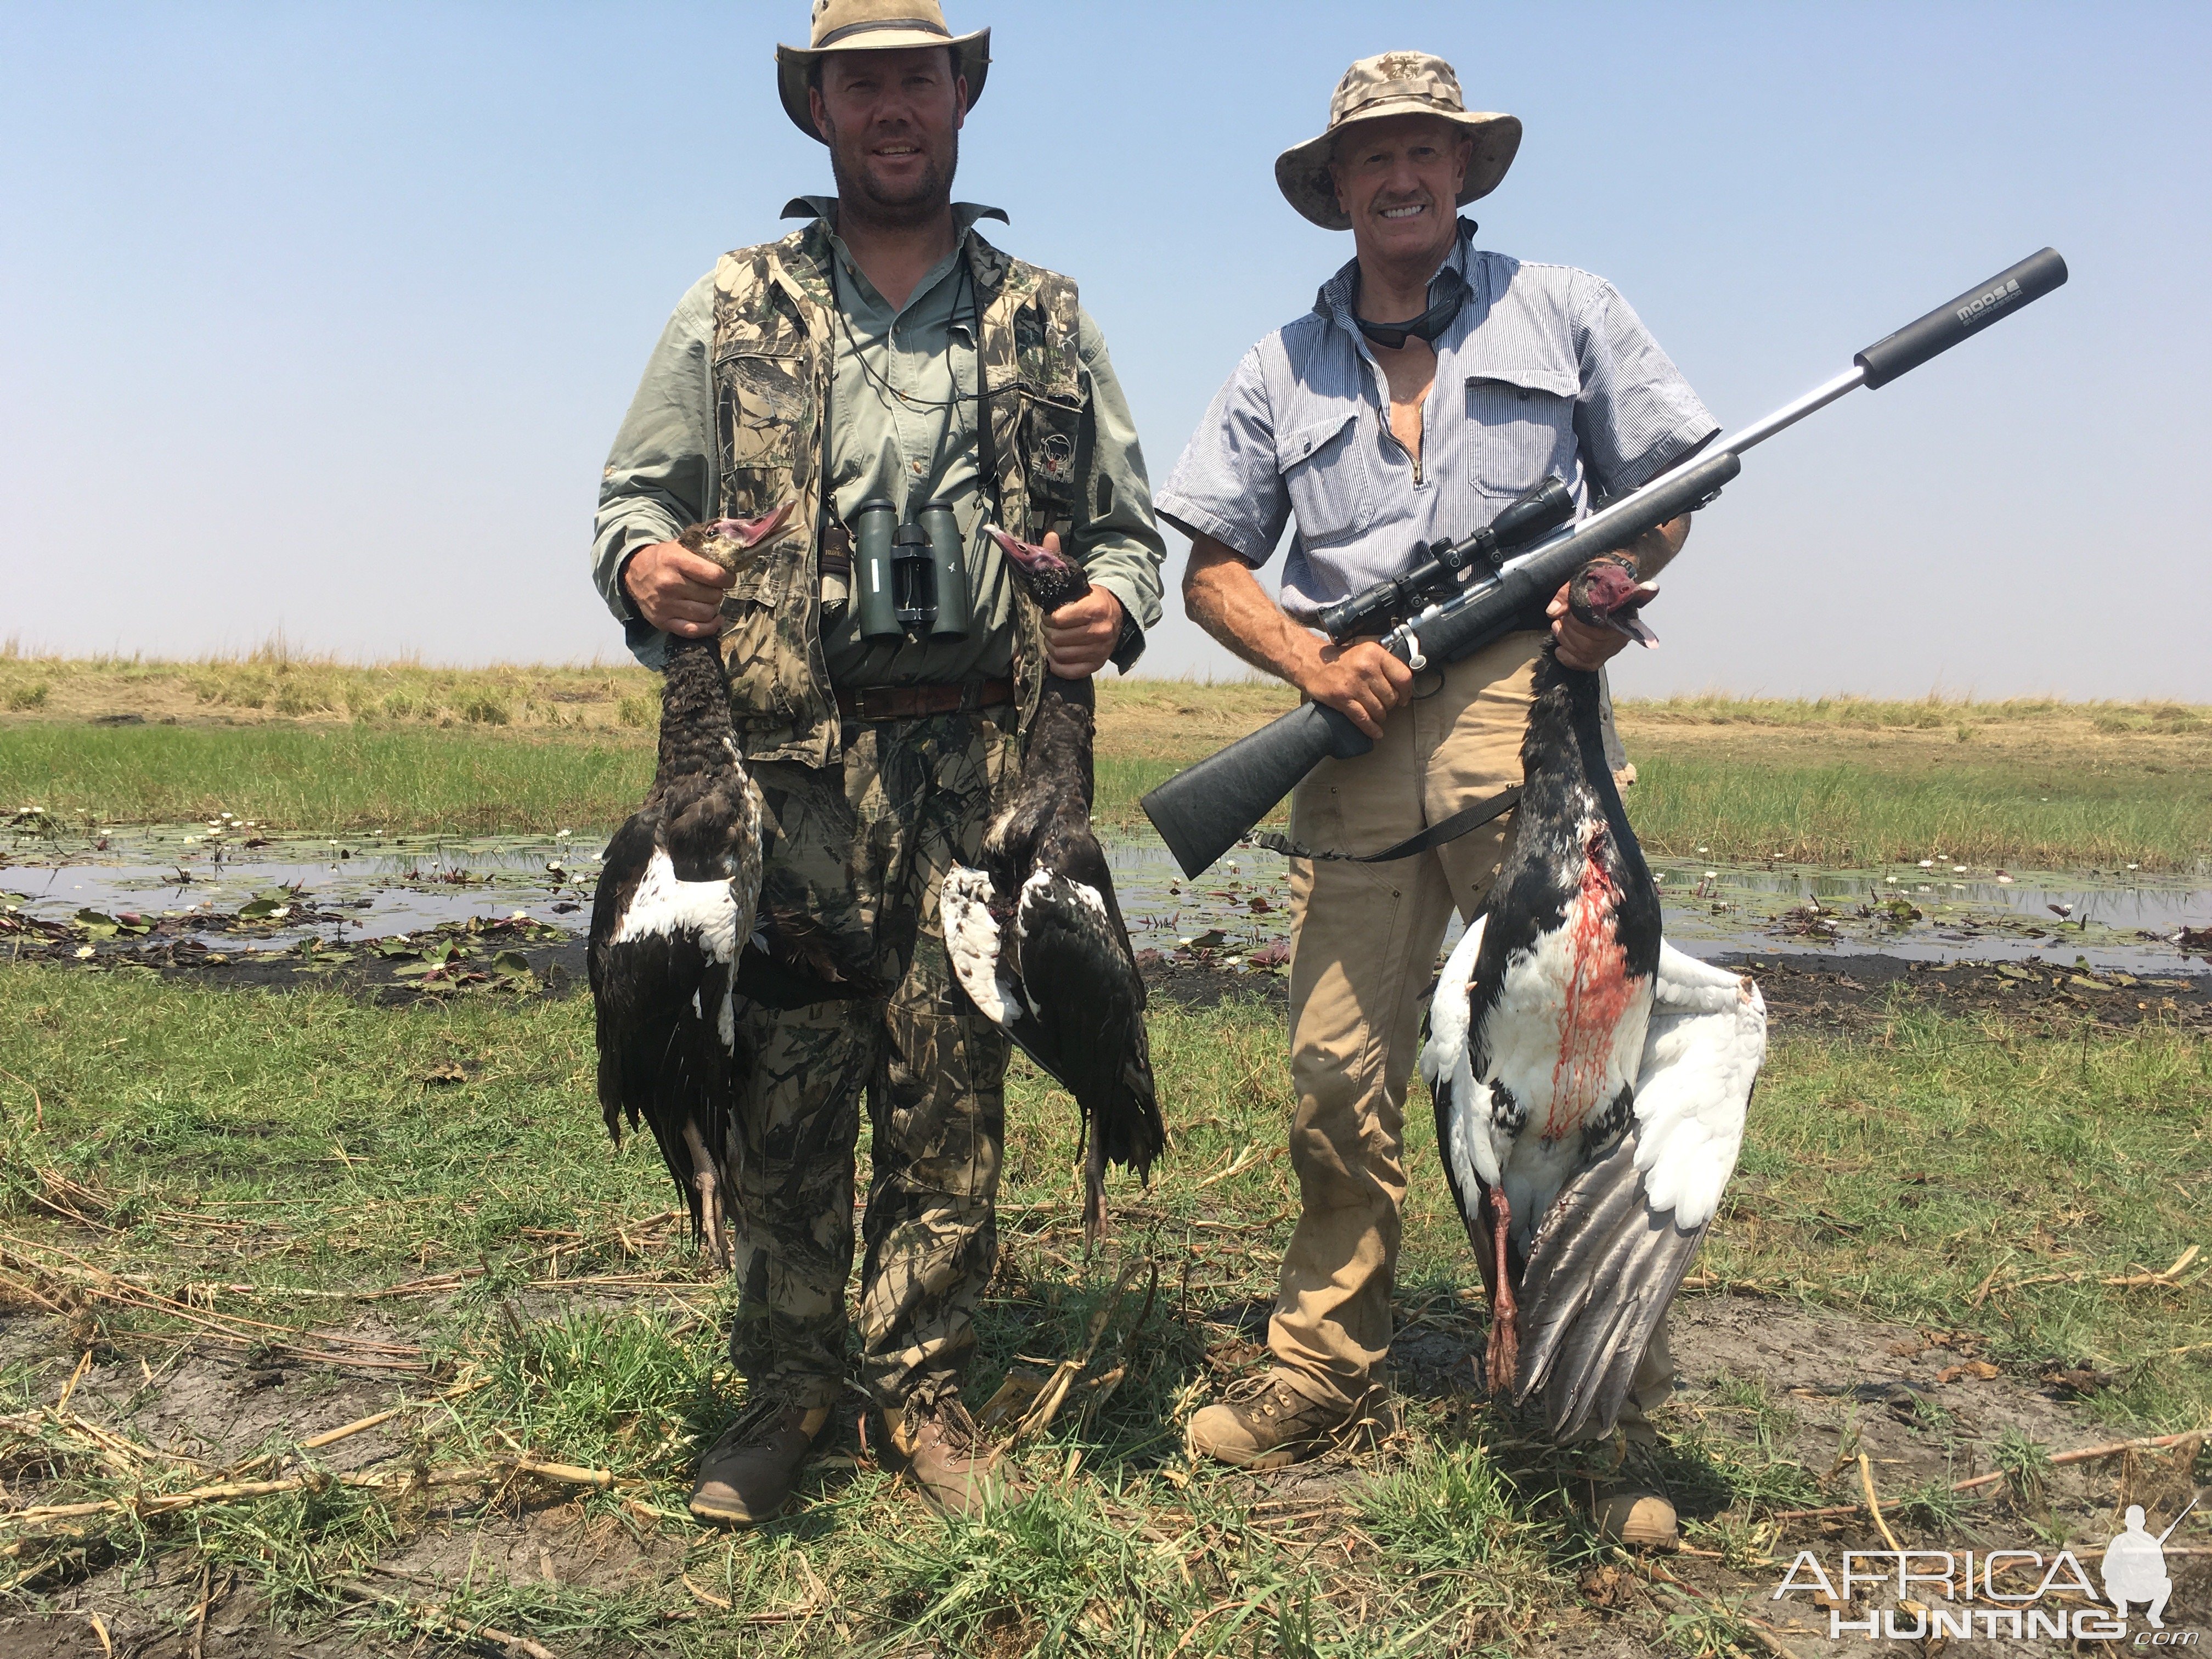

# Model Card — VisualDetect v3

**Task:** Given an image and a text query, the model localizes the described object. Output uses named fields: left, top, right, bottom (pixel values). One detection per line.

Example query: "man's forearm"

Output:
left=1182, top=537, right=1323, bottom=689
left=1624, top=513, right=1692, bottom=580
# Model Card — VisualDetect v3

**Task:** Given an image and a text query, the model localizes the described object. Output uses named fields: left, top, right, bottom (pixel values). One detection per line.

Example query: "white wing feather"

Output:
left=1422, top=916, right=1504, bottom=1193
left=941, top=865, right=1018, bottom=1026
left=1630, top=943, right=1765, bottom=1228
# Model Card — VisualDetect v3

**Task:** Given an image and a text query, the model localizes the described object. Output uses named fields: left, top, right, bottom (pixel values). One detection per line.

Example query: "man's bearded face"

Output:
left=812, top=46, right=966, bottom=225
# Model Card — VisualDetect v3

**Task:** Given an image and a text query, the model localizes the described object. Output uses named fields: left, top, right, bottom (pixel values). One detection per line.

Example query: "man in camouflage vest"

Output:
left=592, top=0, right=1165, bottom=1525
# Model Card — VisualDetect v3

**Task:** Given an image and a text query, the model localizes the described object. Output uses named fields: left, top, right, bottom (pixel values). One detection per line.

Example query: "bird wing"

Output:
left=1513, top=943, right=1765, bottom=1442
left=589, top=811, right=745, bottom=1244
left=1423, top=915, right=1502, bottom=1205
left=946, top=861, right=1162, bottom=1174
left=941, top=865, right=1031, bottom=1034
left=1009, top=868, right=1163, bottom=1173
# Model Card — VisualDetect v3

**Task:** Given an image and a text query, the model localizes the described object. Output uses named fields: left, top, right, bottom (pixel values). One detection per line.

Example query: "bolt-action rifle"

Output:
left=1140, top=248, right=2069, bottom=879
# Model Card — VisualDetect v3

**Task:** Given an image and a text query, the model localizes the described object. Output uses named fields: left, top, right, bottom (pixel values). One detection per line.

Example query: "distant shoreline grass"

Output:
left=3, top=657, right=2207, bottom=870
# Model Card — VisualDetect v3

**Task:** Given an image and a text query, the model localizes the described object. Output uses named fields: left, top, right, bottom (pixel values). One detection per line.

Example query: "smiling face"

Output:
left=1329, top=113, right=1471, bottom=269
left=810, top=47, right=966, bottom=227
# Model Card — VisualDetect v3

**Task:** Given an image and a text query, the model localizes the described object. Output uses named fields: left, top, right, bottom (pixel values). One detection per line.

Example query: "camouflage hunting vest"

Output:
left=708, top=221, right=1082, bottom=767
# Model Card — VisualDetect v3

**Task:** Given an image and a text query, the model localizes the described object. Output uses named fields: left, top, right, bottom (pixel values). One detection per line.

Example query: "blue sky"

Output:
left=3, top=2, right=2207, bottom=697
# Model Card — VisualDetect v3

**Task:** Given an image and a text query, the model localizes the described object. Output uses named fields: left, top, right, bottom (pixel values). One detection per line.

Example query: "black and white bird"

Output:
left=588, top=504, right=793, bottom=1267
left=1421, top=554, right=1766, bottom=1442
left=941, top=528, right=1165, bottom=1243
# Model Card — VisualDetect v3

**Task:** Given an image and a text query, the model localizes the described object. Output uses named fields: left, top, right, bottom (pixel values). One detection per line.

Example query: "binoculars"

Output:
left=851, top=497, right=972, bottom=641
left=1316, top=476, right=1576, bottom=642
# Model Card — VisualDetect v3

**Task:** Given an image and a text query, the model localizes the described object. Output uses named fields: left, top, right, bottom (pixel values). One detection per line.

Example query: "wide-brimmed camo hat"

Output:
left=776, top=0, right=991, bottom=142
left=1276, top=51, right=1521, bottom=231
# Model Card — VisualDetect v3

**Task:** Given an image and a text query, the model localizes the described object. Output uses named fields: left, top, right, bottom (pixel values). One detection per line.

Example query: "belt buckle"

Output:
left=849, top=686, right=894, bottom=721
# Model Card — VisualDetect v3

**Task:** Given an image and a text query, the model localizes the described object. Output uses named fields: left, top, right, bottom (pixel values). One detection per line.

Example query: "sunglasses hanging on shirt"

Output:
left=1354, top=261, right=1470, bottom=351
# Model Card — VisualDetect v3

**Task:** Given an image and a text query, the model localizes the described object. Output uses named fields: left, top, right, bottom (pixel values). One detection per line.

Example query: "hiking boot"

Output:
left=1591, top=1485, right=1679, bottom=1549
left=688, top=1400, right=832, bottom=1526
left=1186, top=1373, right=1384, bottom=1470
left=883, top=1393, right=1026, bottom=1515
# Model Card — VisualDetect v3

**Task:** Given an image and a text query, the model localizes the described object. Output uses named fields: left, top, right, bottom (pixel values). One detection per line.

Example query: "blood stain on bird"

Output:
left=1420, top=551, right=1765, bottom=1442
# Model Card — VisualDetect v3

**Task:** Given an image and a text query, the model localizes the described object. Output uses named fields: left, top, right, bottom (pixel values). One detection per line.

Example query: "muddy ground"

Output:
left=13, top=921, right=2209, bottom=1036
left=3, top=1282, right=2202, bottom=1657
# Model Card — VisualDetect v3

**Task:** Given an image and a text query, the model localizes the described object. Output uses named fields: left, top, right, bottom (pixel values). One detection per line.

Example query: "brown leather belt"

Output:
left=834, top=676, right=1015, bottom=723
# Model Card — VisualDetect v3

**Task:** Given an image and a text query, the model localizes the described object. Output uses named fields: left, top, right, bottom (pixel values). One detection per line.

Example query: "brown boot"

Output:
left=883, top=1393, right=1026, bottom=1515
left=1591, top=1485, right=1679, bottom=1549
left=1186, top=1372, right=1386, bottom=1470
left=688, top=1400, right=832, bottom=1526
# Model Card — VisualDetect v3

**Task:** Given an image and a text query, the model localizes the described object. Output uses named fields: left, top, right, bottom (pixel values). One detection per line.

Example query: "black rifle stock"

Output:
left=1141, top=247, right=2068, bottom=879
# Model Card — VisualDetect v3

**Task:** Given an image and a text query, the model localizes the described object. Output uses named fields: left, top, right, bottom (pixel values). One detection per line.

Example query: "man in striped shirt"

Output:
left=1155, top=50, right=1716, bottom=1546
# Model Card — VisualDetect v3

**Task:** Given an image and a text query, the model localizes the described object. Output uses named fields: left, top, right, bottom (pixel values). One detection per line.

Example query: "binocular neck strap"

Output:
left=970, top=268, right=1005, bottom=530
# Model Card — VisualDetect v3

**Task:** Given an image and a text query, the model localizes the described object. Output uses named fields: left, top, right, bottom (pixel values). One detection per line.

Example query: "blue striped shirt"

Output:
left=1156, top=222, right=1716, bottom=621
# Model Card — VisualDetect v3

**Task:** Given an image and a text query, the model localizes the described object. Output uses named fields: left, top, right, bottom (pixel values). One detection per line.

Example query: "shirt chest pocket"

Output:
left=1464, top=366, right=1579, bottom=499
left=1278, top=408, right=1371, bottom=550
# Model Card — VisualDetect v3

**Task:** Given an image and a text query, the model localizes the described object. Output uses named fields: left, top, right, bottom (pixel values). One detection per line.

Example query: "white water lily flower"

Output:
left=75, top=945, right=94, bottom=959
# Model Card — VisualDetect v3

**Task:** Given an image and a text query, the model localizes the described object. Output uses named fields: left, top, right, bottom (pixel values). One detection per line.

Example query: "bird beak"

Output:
left=1610, top=582, right=1661, bottom=646
left=730, top=499, right=795, bottom=549
left=985, top=524, right=1043, bottom=562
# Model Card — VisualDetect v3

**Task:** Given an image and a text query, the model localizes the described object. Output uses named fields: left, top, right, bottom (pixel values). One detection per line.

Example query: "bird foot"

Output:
left=1486, top=1191, right=1519, bottom=1398
left=1080, top=1130, right=1108, bottom=1251
left=681, top=1120, right=735, bottom=1271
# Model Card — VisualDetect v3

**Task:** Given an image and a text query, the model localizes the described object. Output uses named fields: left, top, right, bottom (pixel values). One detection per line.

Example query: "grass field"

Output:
left=0, top=967, right=2206, bottom=1655
left=4, top=653, right=2210, bottom=868
left=3, top=653, right=2208, bottom=1652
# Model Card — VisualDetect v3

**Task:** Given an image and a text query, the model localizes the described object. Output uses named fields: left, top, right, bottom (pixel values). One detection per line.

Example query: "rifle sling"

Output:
left=1250, top=785, right=1522, bottom=864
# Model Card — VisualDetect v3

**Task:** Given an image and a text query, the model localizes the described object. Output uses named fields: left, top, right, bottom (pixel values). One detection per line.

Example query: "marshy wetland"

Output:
left=1, top=653, right=2206, bottom=1656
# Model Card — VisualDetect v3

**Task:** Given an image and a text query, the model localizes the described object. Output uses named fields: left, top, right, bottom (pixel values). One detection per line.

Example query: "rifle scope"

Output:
left=1315, top=476, right=1575, bottom=641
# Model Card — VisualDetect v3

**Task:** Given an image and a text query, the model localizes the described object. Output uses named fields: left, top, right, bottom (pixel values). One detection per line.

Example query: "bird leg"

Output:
left=680, top=1119, right=733, bottom=1270
left=1080, top=1116, right=1108, bottom=1249
left=1485, top=1189, right=1519, bottom=1397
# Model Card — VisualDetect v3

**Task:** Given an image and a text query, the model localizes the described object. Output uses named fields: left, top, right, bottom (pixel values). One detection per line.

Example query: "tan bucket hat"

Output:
left=1276, top=51, right=1521, bottom=231
left=776, top=1, right=991, bottom=143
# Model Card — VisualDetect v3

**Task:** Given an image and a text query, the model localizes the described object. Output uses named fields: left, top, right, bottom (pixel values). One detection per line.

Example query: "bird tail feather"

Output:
left=1513, top=1125, right=1709, bottom=1443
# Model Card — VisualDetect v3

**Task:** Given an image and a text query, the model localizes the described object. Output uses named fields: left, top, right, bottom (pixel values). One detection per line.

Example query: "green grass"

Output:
left=0, top=714, right=1226, bottom=837
left=10, top=674, right=2212, bottom=864
left=0, top=968, right=2205, bottom=1654
left=1621, top=747, right=2212, bottom=870
left=0, top=722, right=654, bottom=836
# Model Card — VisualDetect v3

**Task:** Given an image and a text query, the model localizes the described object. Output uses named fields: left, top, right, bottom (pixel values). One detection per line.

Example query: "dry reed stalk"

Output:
left=1771, top=1429, right=2209, bottom=1522
left=0, top=1453, right=614, bottom=1537
left=1857, top=1453, right=1905, bottom=1553
left=333, top=1578, right=557, bottom=1659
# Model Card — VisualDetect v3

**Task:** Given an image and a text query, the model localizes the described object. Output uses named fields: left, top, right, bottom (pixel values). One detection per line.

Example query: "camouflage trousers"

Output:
left=726, top=709, right=1017, bottom=1414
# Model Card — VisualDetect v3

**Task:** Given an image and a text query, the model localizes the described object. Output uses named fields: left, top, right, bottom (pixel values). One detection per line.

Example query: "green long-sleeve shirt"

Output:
left=592, top=199, right=1166, bottom=684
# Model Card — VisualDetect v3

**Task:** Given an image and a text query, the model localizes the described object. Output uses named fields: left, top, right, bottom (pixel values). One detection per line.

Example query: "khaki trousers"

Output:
left=1269, top=632, right=1674, bottom=1430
